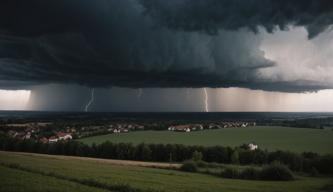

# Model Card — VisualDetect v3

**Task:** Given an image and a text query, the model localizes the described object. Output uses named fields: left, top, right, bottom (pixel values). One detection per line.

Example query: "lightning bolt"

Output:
left=203, top=88, right=209, bottom=112
left=137, top=88, right=143, bottom=100
left=84, top=88, right=95, bottom=112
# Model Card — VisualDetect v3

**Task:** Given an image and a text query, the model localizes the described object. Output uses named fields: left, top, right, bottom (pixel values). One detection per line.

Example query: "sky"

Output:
left=0, top=0, right=333, bottom=112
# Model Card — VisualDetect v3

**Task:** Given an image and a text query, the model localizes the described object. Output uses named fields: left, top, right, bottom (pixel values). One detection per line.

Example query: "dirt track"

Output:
left=0, top=151, right=182, bottom=169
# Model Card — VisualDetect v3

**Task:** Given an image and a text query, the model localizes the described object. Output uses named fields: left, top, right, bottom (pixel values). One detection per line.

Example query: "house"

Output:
left=57, top=132, right=72, bottom=140
left=24, top=132, right=31, bottom=139
left=191, top=124, right=204, bottom=131
left=7, top=130, right=17, bottom=137
left=113, top=129, right=121, bottom=133
left=241, top=123, right=248, bottom=128
left=49, top=136, right=58, bottom=143
left=39, top=137, right=48, bottom=144
left=136, top=125, right=145, bottom=130
left=121, top=129, right=129, bottom=133
left=168, top=125, right=191, bottom=132
left=248, top=143, right=258, bottom=151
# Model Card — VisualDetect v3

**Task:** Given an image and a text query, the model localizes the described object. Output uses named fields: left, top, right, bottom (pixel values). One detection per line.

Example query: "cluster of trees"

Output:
left=259, top=117, right=333, bottom=129
left=221, top=162, right=294, bottom=181
left=181, top=154, right=311, bottom=181
left=0, top=134, right=332, bottom=175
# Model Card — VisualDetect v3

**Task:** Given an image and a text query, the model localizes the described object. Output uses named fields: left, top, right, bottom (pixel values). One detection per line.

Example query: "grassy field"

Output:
left=0, top=166, right=108, bottom=192
left=79, top=126, right=333, bottom=154
left=0, top=151, right=332, bottom=192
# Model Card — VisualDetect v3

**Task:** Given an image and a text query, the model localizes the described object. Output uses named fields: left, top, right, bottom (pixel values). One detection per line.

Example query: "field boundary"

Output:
left=0, top=151, right=181, bottom=169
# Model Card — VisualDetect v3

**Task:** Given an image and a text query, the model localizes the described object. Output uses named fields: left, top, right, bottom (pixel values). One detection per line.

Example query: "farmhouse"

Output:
left=39, top=137, right=48, bottom=144
left=48, top=136, right=58, bottom=143
left=168, top=125, right=191, bottom=132
left=113, top=128, right=129, bottom=133
left=57, top=132, right=73, bottom=140
left=248, top=143, right=258, bottom=151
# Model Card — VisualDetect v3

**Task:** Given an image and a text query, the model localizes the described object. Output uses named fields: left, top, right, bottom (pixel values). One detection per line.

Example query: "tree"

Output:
left=192, top=150, right=203, bottom=162
left=231, top=151, right=240, bottom=164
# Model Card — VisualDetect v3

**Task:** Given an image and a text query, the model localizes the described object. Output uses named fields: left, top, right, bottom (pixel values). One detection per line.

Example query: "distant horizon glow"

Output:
left=211, top=88, right=333, bottom=112
left=0, top=90, right=31, bottom=110
left=1, top=87, right=333, bottom=112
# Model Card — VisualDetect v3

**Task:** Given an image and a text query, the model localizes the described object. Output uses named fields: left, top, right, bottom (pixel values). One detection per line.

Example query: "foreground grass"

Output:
left=79, top=126, right=333, bottom=154
left=0, top=165, right=108, bottom=192
left=0, top=151, right=332, bottom=192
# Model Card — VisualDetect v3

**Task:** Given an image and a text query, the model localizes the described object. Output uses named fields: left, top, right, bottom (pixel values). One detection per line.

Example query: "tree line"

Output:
left=0, top=134, right=332, bottom=175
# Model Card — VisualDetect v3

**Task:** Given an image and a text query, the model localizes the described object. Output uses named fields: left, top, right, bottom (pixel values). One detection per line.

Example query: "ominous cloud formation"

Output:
left=0, top=0, right=332, bottom=92
left=140, top=0, right=333, bottom=38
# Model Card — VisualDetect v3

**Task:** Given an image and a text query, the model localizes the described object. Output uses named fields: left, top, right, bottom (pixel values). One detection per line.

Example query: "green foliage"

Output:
left=1, top=134, right=332, bottom=175
left=1, top=151, right=332, bottom=192
left=220, top=162, right=294, bottom=181
left=79, top=126, right=333, bottom=154
left=260, top=162, right=294, bottom=181
left=241, top=167, right=261, bottom=179
left=192, top=150, right=203, bottom=162
left=310, top=167, right=319, bottom=177
left=180, top=161, right=198, bottom=172
left=221, top=167, right=240, bottom=179
left=231, top=151, right=240, bottom=164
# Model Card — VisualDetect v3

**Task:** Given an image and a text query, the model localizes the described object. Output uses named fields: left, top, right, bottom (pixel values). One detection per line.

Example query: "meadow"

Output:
left=0, top=151, right=332, bottom=192
left=79, top=126, right=333, bottom=154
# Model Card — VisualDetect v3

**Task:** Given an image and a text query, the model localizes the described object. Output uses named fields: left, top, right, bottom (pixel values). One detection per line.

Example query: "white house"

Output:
left=168, top=125, right=191, bottom=132
left=49, top=136, right=58, bottom=143
left=57, top=132, right=72, bottom=140
left=113, top=129, right=121, bottom=133
left=248, top=143, right=258, bottom=151
left=241, top=123, right=248, bottom=128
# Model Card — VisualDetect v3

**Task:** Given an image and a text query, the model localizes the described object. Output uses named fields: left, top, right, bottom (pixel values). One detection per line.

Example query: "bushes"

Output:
left=312, top=154, right=333, bottom=174
left=241, top=167, right=261, bottom=179
left=180, top=161, right=198, bottom=172
left=180, top=159, right=294, bottom=181
left=221, top=167, right=241, bottom=179
left=268, top=151, right=303, bottom=171
left=220, top=162, right=294, bottom=181
left=191, top=151, right=203, bottom=162
left=260, top=162, right=294, bottom=181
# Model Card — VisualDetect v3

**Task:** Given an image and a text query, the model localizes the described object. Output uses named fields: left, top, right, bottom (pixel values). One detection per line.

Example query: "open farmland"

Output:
left=79, top=126, right=333, bottom=154
left=0, top=151, right=332, bottom=192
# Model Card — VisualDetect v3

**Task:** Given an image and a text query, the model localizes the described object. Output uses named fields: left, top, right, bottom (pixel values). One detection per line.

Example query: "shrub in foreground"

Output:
left=220, top=162, right=294, bottom=181
left=240, top=167, right=261, bottom=179
left=221, top=167, right=240, bottom=179
left=260, top=162, right=294, bottom=181
left=180, top=161, right=198, bottom=172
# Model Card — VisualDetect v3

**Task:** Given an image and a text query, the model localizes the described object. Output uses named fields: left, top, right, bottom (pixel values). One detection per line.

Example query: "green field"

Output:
left=79, top=126, right=333, bottom=154
left=0, top=166, right=107, bottom=192
left=0, top=151, right=332, bottom=192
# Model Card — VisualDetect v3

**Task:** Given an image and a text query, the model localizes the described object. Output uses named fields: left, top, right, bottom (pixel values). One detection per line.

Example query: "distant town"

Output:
left=1, top=121, right=256, bottom=144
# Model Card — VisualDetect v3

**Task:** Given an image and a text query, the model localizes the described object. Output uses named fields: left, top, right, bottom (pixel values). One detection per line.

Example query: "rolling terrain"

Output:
left=0, top=151, right=332, bottom=192
left=79, top=126, right=333, bottom=154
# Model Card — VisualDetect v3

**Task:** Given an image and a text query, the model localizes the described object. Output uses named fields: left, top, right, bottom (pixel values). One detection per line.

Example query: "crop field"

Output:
left=79, top=126, right=333, bottom=154
left=0, top=151, right=332, bottom=192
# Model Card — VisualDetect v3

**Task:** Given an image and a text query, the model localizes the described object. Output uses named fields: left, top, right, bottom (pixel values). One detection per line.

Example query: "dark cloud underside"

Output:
left=140, top=0, right=333, bottom=38
left=0, top=0, right=332, bottom=92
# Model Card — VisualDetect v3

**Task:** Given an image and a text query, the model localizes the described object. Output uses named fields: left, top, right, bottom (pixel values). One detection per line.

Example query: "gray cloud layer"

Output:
left=140, top=0, right=333, bottom=38
left=0, top=0, right=332, bottom=92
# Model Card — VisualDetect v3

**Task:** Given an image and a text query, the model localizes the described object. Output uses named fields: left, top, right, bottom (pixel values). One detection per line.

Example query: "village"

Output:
left=168, top=122, right=256, bottom=132
left=1, top=121, right=256, bottom=143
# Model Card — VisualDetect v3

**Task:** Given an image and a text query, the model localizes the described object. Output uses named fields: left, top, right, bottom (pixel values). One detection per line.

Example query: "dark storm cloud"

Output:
left=0, top=0, right=332, bottom=92
left=140, top=0, right=333, bottom=39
